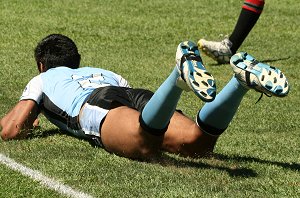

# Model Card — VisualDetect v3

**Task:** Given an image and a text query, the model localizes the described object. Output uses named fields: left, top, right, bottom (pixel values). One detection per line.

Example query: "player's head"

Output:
left=34, top=34, right=81, bottom=72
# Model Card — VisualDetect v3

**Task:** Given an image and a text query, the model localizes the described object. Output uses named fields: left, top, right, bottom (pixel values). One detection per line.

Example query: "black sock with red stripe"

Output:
left=229, top=0, right=265, bottom=54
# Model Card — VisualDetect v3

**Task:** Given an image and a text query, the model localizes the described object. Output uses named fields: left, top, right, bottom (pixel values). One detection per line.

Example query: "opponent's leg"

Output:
left=229, top=0, right=265, bottom=54
left=198, top=0, right=265, bottom=64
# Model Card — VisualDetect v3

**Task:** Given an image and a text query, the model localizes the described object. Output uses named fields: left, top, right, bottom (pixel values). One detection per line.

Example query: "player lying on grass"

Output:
left=0, top=34, right=289, bottom=159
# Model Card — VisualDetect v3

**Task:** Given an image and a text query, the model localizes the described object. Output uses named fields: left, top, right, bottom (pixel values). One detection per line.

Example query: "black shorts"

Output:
left=82, top=86, right=154, bottom=147
left=85, top=86, right=154, bottom=112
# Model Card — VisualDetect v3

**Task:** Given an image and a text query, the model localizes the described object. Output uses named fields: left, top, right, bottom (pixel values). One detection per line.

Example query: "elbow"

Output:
left=0, top=119, right=8, bottom=140
left=1, top=128, right=11, bottom=141
left=0, top=121, right=7, bottom=140
left=0, top=125, right=20, bottom=141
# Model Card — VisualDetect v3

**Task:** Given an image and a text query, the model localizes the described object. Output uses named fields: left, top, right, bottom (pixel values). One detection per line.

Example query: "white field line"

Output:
left=0, top=153, right=93, bottom=198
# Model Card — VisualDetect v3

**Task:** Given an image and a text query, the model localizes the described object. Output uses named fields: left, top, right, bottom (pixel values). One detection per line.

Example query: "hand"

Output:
left=33, top=118, right=39, bottom=128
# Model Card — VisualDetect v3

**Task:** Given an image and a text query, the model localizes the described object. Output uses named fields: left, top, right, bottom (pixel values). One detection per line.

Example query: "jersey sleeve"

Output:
left=115, top=74, right=131, bottom=88
left=20, top=75, right=43, bottom=104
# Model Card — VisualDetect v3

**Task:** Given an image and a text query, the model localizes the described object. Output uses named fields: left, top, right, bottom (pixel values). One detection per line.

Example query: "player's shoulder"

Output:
left=30, top=74, right=43, bottom=83
left=79, top=66, right=108, bottom=72
left=78, top=66, right=119, bottom=75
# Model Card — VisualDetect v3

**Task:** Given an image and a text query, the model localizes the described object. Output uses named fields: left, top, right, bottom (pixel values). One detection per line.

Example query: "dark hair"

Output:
left=34, top=34, right=81, bottom=69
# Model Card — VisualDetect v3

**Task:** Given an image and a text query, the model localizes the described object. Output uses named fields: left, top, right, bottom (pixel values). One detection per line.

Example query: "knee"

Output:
left=133, top=132, right=164, bottom=159
left=135, top=145, right=159, bottom=159
left=183, top=124, right=204, bottom=145
left=180, top=125, right=219, bottom=158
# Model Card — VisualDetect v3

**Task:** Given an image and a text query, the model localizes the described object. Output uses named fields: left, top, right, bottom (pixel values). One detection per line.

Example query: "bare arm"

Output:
left=0, top=100, right=40, bottom=140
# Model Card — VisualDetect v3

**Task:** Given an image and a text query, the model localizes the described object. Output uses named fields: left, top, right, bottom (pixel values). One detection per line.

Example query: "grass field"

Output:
left=0, top=0, right=299, bottom=197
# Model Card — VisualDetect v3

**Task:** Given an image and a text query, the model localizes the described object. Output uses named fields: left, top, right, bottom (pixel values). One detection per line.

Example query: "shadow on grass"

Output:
left=214, top=153, right=300, bottom=172
left=26, top=130, right=299, bottom=178
left=152, top=153, right=258, bottom=178
left=151, top=152, right=300, bottom=178
left=260, top=56, right=291, bottom=63
left=26, top=128, right=60, bottom=139
left=207, top=56, right=291, bottom=67
left=26, top=129, right=100, bottom=148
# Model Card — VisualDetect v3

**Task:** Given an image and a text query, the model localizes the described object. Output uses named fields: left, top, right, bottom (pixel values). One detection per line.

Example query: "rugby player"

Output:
left=0, top=33, right=289, bottom=159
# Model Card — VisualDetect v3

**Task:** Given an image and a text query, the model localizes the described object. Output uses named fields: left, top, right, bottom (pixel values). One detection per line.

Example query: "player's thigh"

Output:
left=101, top=106, right=163, bottom=159
left=162, top=111, right=218, bottom=157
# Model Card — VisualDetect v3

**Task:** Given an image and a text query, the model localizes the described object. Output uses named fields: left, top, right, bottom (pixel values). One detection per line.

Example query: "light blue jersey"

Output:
left=20, top=66, right=130, bottom=138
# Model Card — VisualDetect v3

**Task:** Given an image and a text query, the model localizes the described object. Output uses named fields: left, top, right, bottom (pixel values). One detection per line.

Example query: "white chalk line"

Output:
left=0, top=153, right=93, bottom=198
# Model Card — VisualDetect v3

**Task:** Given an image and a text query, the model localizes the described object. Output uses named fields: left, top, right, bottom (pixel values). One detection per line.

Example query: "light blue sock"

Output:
left=141, top=67, right=182, bottom=129
left=198, top=77, right=248, bottom=130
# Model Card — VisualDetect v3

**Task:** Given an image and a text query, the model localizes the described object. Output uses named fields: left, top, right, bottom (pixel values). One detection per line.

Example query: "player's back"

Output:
left=40, top=66, right=123, bottom=117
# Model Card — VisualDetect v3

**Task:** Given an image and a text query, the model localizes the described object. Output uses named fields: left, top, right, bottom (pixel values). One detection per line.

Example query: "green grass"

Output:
left=0, top=0, right=299, bottom=197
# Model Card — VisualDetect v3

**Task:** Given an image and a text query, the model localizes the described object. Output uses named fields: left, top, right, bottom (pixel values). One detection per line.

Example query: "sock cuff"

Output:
left=196, top=114, right=227, bottom=136
left=243, top=0, right=265, bottom=14
left=139, top=115, right=169, bottom=136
